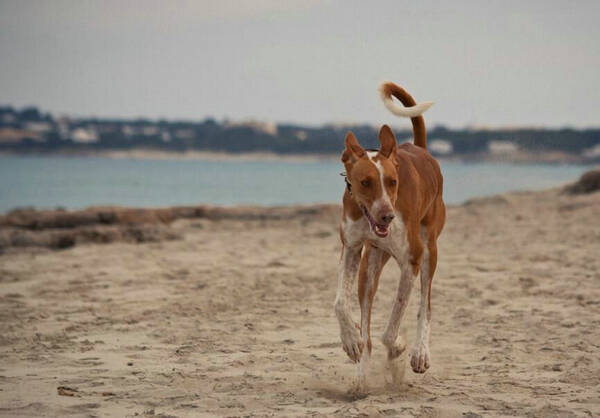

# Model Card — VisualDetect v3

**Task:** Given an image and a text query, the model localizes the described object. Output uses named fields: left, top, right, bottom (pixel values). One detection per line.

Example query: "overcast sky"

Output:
left=1, top=1, right=599, bottom=128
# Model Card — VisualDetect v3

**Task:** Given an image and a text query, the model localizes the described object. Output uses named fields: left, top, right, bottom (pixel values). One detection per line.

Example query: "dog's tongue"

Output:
left=361, top=205, right=389, bottom=237
left=374, top=223, right=389, bottom=236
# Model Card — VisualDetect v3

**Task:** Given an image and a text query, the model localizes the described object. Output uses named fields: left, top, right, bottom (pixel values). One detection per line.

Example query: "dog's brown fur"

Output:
left=335, top=82, right=445, bottom=378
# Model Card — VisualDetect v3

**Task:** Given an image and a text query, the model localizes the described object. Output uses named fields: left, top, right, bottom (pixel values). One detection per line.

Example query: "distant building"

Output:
left=429, top=139, right=453, bottom=155
left=174, top=129, right=195, bottom=140
left=142, top=126, right=159, bottom=136
left=488, top=140, right=518, bottom=154
left=0, top=128, right=43, bottom=144
left=71, top=127, right=99, bottom=143
left=24, top=121, right=52, bottom=134
left=97, top=124, right=119, bottom=135
left=583, top=144, right=600, bottom=158
left=1, top=113, right=17, bottom=125
left=56, top=117, right=71, bottom=140
left=122, top=125, right=137, bottom=137
left=295, top=130, right=308, bottom=141
left=161, top=130, right=171, bottom=142
left=225, top=120, right=278, bottom=136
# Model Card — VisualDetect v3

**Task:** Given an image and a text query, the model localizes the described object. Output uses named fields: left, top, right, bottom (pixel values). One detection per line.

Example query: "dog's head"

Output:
left=341, top=125, right=399, bottom=237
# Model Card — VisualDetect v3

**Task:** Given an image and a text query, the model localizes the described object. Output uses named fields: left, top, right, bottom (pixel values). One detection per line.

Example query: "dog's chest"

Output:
left=371, top=217, right=409, bottom=259
left=344, top=216, right=410, bottom=261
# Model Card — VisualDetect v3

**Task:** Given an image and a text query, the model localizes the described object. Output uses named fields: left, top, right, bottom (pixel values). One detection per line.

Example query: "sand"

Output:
left=0, top=187, right=599, bottom=417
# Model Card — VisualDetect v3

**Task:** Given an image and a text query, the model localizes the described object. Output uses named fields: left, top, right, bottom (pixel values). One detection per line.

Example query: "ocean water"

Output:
left=0, top=155, right=592, bottom=213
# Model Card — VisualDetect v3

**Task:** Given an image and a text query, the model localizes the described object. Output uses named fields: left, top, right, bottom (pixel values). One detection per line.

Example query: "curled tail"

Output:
left=379, top=82, right=432, bottom=149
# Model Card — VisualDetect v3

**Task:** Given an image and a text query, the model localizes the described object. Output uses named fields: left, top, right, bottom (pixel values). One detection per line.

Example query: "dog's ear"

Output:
left=341, top=132, right=365, bottom=163
left=378, top=125, right=397, bottom=159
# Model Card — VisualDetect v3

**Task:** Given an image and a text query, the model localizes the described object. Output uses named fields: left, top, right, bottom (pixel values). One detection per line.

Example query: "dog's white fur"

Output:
left=379, top=82, right=434, bottom=118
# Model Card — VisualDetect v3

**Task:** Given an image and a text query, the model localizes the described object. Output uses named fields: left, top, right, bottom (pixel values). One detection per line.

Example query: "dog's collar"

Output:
left=341, top=149, right=380, bottom=197
left=340, top=172, right=352, bottom=195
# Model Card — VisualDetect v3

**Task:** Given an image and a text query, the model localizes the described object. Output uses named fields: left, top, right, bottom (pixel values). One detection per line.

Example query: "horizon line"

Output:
left=2, top=103, right=600, bottom=131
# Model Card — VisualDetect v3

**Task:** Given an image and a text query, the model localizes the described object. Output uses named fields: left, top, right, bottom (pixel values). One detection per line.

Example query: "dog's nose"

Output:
left=380, top=212, right=395, bottom=225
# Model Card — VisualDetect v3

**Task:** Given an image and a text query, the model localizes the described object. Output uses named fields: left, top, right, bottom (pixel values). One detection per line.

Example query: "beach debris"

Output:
left=564, top=168, right=600, bottom=194
left=57, top=386, right=80, bottom=397
left=0, top=204, right=339, bottom=250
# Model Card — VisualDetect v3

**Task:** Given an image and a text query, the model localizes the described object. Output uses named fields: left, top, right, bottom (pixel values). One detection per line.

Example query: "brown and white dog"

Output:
left=334, top=82, right=445, bottom=389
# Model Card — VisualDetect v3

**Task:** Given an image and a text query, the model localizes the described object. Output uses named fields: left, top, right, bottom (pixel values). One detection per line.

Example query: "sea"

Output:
left=0, top=155, right=593, bottom=213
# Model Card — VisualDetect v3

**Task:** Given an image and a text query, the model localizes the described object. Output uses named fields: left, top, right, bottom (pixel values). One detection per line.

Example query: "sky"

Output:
left=1, top=0, right=599, bottom=128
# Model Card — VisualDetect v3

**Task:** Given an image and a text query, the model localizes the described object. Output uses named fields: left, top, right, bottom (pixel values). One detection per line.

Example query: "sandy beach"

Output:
left=0, top=185, right=599, bottom=417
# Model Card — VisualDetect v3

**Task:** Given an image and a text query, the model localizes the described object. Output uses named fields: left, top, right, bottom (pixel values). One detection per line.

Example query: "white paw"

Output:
left=386, top=350, right=407, bottom=387
left=383, top=334, right=406, bottom=360
left=410, top=343, right=430, bottom=373
left=340, top=322, right=363, bottom=363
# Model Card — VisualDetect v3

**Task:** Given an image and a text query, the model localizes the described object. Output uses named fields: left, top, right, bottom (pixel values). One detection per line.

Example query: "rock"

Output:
left=50, top=233, right=76, bottom=249
left=57, top=386, right=79, bottom=397
left=564, top=168, right=600, bottom=194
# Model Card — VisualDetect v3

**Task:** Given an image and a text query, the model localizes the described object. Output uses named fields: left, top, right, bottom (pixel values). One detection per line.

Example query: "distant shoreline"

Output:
left=0, top=149, right=339, bottom=163
left=1, top=148, right=597, bottom=165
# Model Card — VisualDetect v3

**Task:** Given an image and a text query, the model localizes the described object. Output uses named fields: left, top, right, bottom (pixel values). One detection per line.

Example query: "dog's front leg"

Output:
left=356, top=245, right=389, bottom=391
left=381, top=260, right=418, bottom=385
left=334, top=244, right=363, bottom=363
left=381, top=262, right=416, bottom=359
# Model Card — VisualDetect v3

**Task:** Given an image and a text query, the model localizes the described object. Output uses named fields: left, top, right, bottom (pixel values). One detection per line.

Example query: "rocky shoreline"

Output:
left=2, top=169, right=597, bottom=252
left=0, top=204, right=339, bottom=251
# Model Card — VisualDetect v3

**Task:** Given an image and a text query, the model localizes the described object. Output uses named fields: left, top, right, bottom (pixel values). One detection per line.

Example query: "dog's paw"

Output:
left=340, top=322, right=363, bottom=363
left=410, top=343, right=430, bottom=373
left=348, top=376, right=369, bottom=399
left=383, top=335, right=406, bottom=360
left=386, top=351, right=406, bottom=387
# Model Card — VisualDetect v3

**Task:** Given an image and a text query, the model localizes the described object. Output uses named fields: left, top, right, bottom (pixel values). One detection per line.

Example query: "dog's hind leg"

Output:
left=411, top=240, right=437, bottom=373
left=356, top=243, right=390, bottom=391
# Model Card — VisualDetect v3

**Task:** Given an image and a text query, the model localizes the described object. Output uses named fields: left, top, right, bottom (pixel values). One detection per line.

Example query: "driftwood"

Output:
left=0, top=204, right=339, bottom=250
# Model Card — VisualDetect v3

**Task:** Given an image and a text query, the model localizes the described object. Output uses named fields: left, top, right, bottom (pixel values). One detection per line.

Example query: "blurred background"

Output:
left=1, top=0, right=599, bottom=211
left=1, top=4, right=599, bottom=416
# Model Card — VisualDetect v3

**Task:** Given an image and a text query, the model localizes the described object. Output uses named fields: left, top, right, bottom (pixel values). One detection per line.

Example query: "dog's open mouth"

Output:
left=360, top=205, right=390, bottom=238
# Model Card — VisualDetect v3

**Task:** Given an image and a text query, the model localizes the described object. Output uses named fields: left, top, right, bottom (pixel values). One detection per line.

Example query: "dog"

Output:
left=334, top=82, right=445, bottom=389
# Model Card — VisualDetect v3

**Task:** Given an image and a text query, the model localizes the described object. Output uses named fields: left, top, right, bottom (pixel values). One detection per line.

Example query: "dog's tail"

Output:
left=379, top=82, right=432, bottom=149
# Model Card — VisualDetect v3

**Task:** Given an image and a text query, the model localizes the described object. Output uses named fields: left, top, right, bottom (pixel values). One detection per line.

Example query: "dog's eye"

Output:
left=361, top=179, right=370, bottom=187
left=389, top=179, right=397, bottom=187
